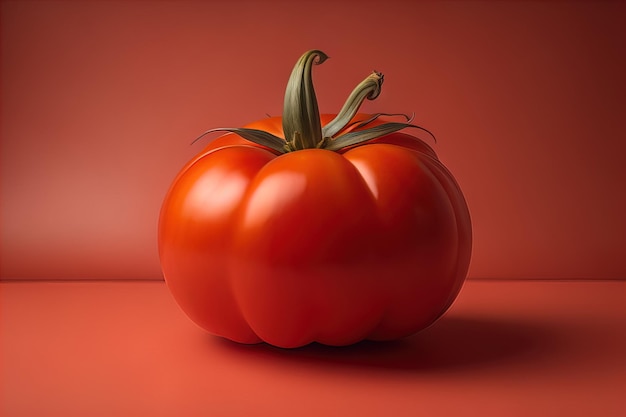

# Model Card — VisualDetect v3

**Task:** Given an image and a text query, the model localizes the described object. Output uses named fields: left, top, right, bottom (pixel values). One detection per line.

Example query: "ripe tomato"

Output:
left=158, top=51, right=471, bottom=348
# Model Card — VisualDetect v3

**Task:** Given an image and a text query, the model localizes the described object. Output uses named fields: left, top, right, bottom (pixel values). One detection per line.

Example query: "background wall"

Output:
left=1, top=0, right=624, bottom=280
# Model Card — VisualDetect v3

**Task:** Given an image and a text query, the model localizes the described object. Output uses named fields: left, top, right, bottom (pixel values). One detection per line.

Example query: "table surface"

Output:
left=1, top=279, right=624, bottom=417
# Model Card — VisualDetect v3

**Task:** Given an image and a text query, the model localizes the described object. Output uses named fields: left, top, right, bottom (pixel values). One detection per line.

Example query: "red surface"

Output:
left=1, top=280, right=624, bottom=417
left=2, top=0, right=625, bottom=280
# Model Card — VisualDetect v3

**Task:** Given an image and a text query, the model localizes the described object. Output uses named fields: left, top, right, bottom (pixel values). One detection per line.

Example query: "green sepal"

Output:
left=325, top=122, right=420, bottom=151
left=197, top=127, right=286, bottom=154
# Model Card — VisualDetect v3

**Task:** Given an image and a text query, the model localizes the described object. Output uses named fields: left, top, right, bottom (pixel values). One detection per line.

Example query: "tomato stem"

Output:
left=321, top=71, right=384, bottom=139
left=198, top=50, right=426, bottom=153
left=282, top=50, right=327, bottom=152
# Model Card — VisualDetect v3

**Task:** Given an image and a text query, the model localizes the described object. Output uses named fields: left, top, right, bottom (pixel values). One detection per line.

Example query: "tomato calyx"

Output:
left=196, top=50, right=432, bottom=153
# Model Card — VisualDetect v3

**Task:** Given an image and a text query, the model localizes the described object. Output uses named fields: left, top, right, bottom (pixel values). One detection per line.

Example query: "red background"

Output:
left=1, top=3, right=625, bottom=416
left=1, top=0, right=625, bottom=280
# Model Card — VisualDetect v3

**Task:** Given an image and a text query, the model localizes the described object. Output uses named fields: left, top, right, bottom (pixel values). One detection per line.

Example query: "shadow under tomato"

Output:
left=207, top=314, right=563, bottom=373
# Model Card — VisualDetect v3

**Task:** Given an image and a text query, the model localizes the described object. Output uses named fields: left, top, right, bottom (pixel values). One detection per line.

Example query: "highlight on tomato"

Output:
left=158, top=50, right=472, bottom=348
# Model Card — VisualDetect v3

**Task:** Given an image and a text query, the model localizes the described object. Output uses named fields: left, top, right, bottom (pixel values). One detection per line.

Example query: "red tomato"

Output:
left=158, top=51, right=471, bottom=348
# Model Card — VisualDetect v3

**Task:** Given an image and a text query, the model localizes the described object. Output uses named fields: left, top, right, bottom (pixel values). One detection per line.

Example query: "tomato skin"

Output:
left=158, top=115, right=471, bottom=348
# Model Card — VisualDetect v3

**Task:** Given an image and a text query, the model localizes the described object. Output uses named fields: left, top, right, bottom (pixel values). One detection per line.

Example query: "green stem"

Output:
left=197, top=50, right=427, bottom=154
left=282, top=50, right=327, bottom=151
left=322, top=71, right=383, bottom=139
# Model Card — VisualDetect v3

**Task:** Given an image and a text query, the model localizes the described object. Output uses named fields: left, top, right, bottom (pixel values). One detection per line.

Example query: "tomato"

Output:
left=158, top=51, right=472, bottom=348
